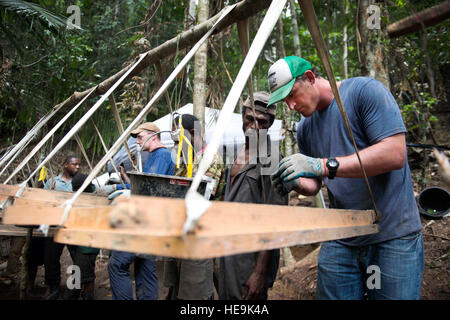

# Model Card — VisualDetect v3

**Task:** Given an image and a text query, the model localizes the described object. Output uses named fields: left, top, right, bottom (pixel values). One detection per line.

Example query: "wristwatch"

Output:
left=326, top=158, right=339, bottom=179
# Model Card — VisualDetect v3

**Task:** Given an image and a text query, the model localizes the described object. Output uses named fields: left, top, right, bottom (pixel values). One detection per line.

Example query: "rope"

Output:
left=91, top=120, right=126, bottom=188
left=184, top=0, right=287, bottom=233
left=237, top=17, right=267, bottom=204
left=109, top=95, right=137, bottom=170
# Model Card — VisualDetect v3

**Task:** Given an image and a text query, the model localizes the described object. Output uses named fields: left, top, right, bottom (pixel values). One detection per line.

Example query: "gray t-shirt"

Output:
left=296, top=77, right=422, bottom=246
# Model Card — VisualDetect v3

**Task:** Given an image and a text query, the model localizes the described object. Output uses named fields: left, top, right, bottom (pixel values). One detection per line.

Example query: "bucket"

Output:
left=417, top=186, right=450, bottom=219
left=128, top=171, right=213, bottom=199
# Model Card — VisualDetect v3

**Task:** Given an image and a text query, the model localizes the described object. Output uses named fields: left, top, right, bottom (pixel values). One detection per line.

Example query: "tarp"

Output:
left=154, top=103, right=283, bottom=148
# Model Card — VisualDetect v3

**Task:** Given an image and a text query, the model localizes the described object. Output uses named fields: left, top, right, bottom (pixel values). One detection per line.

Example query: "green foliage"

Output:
left=0, top=0, right=447, bottom=164
left=0, top=0, right=66, bottom=30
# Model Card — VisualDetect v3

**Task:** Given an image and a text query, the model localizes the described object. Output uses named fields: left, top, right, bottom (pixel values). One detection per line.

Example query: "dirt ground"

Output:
left=267, top=198, right=450, bottom=300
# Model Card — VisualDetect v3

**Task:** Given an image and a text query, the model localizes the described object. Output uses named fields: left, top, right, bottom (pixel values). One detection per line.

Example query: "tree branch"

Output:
left=51, top=0, right=271, bottom=114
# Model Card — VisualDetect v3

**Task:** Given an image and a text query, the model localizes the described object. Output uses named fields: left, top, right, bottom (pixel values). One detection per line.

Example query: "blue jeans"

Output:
left=108, top=251, right=158, bottom=300
left=316, top=231, right=424, bottom=300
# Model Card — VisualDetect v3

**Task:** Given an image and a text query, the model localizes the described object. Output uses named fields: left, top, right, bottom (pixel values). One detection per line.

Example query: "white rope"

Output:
left=16, top=53, right=147, bottom=194
left=3, top=87, right=97, bottom=184
left=183, top=0, right=287, bottom=234
left=91, top=120, right=126, bottom=187
left=58, top=3, right=238, bottom=226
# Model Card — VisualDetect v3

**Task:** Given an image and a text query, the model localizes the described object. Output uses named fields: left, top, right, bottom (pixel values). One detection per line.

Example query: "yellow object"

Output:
left=38, top=166, right=48, bottom=182
left=175, top=116, right=194, bottom=177
left=187, top=141, right=193, bottom=178
left=176, top=117, right=184, bottom=169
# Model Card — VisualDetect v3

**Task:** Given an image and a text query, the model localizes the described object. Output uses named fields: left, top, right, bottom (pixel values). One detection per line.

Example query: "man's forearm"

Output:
left=330, top=134, right=406, bottom=178
left=294, top=177, right=321, bottom=196
left=254, top=250, right=272, bottom=276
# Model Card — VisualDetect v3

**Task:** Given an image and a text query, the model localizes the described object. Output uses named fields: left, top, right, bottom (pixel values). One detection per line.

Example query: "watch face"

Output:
left=328, top=159, right=338, bottom=168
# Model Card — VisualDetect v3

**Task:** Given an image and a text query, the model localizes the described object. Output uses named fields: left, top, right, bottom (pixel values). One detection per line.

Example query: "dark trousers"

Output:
left=44, top=238, right=65, bottom=287
left=67, top=246, right=97, bottom=284
left=107, top=251, right=158, bottom=300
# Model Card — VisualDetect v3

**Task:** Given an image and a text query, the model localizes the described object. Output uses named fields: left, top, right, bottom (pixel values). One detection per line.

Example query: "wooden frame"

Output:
left=2, top=193, right=378, bottom=259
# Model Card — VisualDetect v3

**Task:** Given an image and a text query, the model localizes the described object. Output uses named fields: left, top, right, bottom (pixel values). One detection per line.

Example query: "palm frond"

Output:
left=0, top=0, right=67, bottom=30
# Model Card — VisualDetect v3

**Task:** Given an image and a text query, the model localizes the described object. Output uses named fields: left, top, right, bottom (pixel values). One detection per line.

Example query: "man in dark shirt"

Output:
left=218, top=92, right=288, bottom=300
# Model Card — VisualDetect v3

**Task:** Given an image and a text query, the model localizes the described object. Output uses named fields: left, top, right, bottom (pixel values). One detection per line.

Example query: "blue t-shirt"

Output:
left=115, top=147, right=175, bottom=190
left=144, top=147, right=175, bottom=175
left=296, top=77, right=422, bottom=246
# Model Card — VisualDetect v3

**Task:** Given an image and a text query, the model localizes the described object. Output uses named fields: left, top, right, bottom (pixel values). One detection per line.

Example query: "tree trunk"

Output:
left=420, top=31, right=437, bottom=99
left=357, top=0, right=390, bottom=89
left=325, top=0, right=330, bottom=53
left=277, top=17, right=286, bottom=58
left=186, top=0, right=197, bottom=29
left=193, top=0, right=209, bottom=132
left=343, top=0, right=349, bottom=79
left=289, top=0, right=301, bottom=56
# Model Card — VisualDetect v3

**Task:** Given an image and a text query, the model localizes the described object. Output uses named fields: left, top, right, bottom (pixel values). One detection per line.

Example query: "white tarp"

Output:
left=108, top=103, right=285, bottom=172
left=154, top=103, right=283, bottom=148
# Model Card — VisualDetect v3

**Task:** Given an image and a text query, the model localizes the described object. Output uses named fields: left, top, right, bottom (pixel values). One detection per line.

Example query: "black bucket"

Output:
left=128, top=171, right=210, bottom=199
left=417, top=186, right=450, bottom=219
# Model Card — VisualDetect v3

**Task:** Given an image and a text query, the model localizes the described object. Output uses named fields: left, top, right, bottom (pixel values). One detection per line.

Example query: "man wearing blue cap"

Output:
left=268, top=56, right=423, bottom=300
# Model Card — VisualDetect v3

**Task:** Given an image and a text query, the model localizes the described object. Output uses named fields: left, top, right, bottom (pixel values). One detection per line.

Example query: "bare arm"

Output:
left=294, top=177, right=321, bottom=196
left=331, top=133, right=406, bottom=178
left=242, top=250, right=272, bottom=300
left=290, top=133, right=406, bottom=195
left=119, top=165, right=131, bottom=184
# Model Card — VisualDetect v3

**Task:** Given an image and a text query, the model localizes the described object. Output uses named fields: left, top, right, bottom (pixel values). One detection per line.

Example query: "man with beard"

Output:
left=218, top=92, right=288, bottom=300
left=43, top=155, right=80, bottom=300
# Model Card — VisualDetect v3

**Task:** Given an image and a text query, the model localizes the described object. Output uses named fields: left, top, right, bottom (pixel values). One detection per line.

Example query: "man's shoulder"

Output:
left=152, top=147, right=171, bottom=157
left=343, top=76, right=389, bottom=96
left=204, top=152, right=225, bottom=177
left=345, top=76, right=375, bottom=86
left=44, top=174, right=61, bottom=189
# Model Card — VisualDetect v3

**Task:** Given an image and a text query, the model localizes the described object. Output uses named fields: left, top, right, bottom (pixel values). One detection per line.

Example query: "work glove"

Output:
left=272, top=153, right=326, bottom=182
left=271, top=174, right=299, bottom=196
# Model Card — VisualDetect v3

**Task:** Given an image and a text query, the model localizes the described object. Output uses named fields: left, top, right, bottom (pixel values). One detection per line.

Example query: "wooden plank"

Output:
left=0, top=184, right=110, bottom=207
left=0, top=224, right=55, bottom=237
left=95, top=196, right=377, bottom=234
left=3, top=194, right=378, bottom=258
left=4, top=195, right=376, bottom=231
left=2, top=205, right=66, bottom=226
left=54, top=225, right=378, bottom=259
